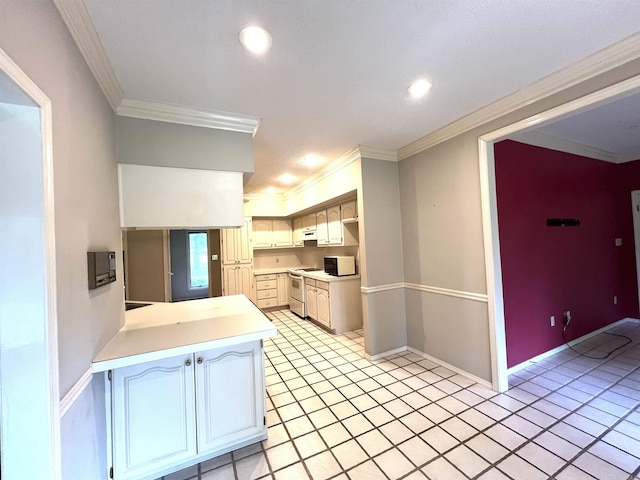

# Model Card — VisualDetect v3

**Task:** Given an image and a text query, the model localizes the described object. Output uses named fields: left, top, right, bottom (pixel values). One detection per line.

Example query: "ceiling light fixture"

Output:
left=278, top=173, right=297, bottom=184
left=239, top=26, right=272, bottom=55
left=407, top=78, right=432, bottom=99
left=302, top=154, right=322, bottom=167
left=265, top=187, right=279, bottom=194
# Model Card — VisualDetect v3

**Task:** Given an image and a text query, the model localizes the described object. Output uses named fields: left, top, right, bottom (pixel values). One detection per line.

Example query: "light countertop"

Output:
left=254, top=268, right=295, bottom=275
left=93, top=295, right=277, bottom=372
left=294, top=271, right=361, bottom=282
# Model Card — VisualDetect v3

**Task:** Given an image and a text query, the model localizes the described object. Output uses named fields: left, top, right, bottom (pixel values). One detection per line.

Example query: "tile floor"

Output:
left=159, top=310, right=640, bottom=480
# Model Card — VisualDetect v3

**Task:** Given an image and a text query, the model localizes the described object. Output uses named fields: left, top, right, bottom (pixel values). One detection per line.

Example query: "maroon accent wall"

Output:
left=495, top=140, right=639, bottom=368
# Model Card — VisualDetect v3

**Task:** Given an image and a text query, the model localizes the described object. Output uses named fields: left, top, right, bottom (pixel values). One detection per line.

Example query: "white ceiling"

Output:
left=81, top=0, right=640, bottom=193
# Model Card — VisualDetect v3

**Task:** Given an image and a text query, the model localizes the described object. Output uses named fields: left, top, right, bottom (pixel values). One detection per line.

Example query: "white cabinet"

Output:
left=253, top=219, right=293, bottom=248
left=277, top=273, right=289, bottom=305
left=316, top=282, right=330, bottom=328
left=341, top=200, right=357, bottom=222
left=316, top=210, right=329, bottom=246
left=292, top=217, right=303, bottom=247
left=222, top=217, right=252, bottom=265
left=255, top=273, right=290, bottom=309
left=111, top=355, right=196, bottom=480
left=195, top=342, right=265, bottom=454
left=301, top=213, right=316, bottom=232
left=303, top=277, right=362, bottom=334
left=109, top=342, right=265, bottom=480
left=223, top=264, right=253, bottom=298
left=327, top=205, right=342, bottom=245
left=306, top=280, right=317, bottom=320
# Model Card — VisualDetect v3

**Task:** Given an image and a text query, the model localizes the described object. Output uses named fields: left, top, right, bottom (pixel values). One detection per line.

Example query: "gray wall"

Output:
left=116, top=116, right=254, bottom=174
left=0, top=0, right=123, bottom=477
left=359, top=158, right=407, bottom=355
left=398, top=58, right=640, bottom=382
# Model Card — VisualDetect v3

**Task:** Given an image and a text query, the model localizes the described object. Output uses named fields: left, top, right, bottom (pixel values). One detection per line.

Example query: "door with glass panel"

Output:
left=170, top=230, right=210, bottom=302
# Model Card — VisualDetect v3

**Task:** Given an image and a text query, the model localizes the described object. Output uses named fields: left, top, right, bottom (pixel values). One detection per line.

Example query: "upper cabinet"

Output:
left=301, top=213, right=317, bottom=232
left=292, top=217, right=303, bottom=247
left=327, top=205, right=342, bottom=245
left=253, top=219, right=293, bottom=249
left=316, top=210, right=329, bottom=246
left=341, top=200, right=358, bottom=223
left=222, top=217, right=252, bottom=265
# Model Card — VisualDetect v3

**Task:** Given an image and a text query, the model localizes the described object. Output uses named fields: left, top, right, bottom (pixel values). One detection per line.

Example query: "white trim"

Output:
left=365, top=346, right=408, bottom=361
left=511, top=131, right=618, bottom=163
left=406, top=347, right=493, bottom=389
left=633, top=191, right=640, bottom=313
left=479, top=74, right=640, bottom=394
left=398, top=32, right=640, bottom=161
left=618, top=151, right=640, bottom=163
left=0, top=47, right=61, bottom=479
left=507, top=318, right=640, bottom=376
left=117, top=98, right=262, bottom=136
left=360, top=283, right=405, bottom=294
left=404, top=283, right=488, bottom=303
left=52, top=0, right=124, bottom=110
left=358, top=145, right=398, bottom=162
left=59, top=368, right=93, bottom=417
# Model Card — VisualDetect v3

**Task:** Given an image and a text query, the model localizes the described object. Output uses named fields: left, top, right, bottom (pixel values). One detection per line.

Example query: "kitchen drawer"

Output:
left=316, top=280, right=329, bottom=290
left=257, top=298, right=278, bottom=309
left=255, top=274, right=277, bottom=281
left=256, top=289, right=277, bottom=300
left=256, top=280, right=277, bottom=290
left=306, top=279, right=316, bottom=287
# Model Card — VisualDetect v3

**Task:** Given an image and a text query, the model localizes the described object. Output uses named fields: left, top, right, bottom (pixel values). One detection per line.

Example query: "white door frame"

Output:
left=0, top=48, right=61, bottom=478
left=632, top=190, right=640, bottom=312
left=479, top=74, right=640, bottom=392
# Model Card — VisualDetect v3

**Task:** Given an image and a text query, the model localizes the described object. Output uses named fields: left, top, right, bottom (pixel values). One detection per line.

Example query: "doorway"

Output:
left=170, top=230, right=210, bottom=302
left=633, top=190, right=640, bottom=311
left=479, top=74, right=640, bottom=392
left=0, top=49, right=61, bottom=478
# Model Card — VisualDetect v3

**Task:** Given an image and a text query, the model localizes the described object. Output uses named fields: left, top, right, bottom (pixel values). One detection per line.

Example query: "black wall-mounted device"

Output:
left=88, top=251, right=116, bottom=290
left=547, top=218, right=580, bottom=227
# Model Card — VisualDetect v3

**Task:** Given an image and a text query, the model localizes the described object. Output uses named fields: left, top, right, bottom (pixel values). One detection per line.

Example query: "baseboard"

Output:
left=406, top=347, right=493, bottom=389
left=365, top=346, right=408, bottom=361
left=507, top=317, right=640, bottom=376
left=59, top=367, right=93, bottom=417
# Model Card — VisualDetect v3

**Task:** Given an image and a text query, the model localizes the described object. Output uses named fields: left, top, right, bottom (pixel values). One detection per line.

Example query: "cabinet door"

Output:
left=272, top=219, right=293, bottom=247
left=237, top=265, right=254, bottom=298
left=302, top=213, right=316, bottom=231
left=236, top=217, right=253, bottom=263
left=341, top=200, right=357, bottom=222
left=306, top=285, right=317, bottom=319
left=221, top=228, right=237, bottom=265
left=252, top=219, right=273, bottom=248
left=292, top=218, right=303, bottom=246
left=327, top=205, right=342, bottom=245
left=316, top=288, right=331, bottom=328
left=277, top=273, right=289, bottom=305
left=223, top=265, right=239, bottom=296
left=316, top=210, right=328, bottom=245
left=112, top=355, right=196, bottom=480
left=195, top=341, right=265, bottom=454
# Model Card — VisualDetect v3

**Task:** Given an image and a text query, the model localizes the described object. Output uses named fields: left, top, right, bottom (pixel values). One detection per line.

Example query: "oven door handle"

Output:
left=289, top=273, right=303, bottom=280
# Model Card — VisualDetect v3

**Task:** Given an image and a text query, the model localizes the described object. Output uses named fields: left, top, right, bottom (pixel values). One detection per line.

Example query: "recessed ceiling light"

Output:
left=239, top=26, right=272, bottom=55
left=265, top=187, right=279, bottom=194
left=407, top=78, right=432, bottom=99
left=278, top=173, right=297, bottom=184
left=302, top=154, right=322, bottom=167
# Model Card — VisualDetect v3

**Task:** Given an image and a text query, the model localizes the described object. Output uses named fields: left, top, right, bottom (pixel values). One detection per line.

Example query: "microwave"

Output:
left=324, top=255, right=355, bottom=276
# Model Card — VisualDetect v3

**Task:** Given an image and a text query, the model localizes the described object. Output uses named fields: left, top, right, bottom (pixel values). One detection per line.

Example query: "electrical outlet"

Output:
left=614, top=295, right=618, bottom=305
left=550, top=316, right=555, bottom=327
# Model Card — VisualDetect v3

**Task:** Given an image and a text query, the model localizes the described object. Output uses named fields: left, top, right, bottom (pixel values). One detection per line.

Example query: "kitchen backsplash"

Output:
left=253, top=246, right=359, bottom=271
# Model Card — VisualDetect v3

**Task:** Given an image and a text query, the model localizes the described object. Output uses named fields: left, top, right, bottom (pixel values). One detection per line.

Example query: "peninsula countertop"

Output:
left=93, top=295, right=277, bottom=372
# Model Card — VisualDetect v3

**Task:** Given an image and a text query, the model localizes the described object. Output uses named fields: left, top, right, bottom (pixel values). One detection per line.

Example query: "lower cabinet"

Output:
left=109, top=341, right=266, bottom=480
left=304, top=278, right=362, bottom=334
left=255, top=273, right=290, bottom=309
left=223, top=264, right=253, bottom=298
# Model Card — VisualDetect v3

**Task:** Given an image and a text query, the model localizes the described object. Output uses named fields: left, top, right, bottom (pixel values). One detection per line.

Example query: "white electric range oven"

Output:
left=288, top=267, right=322, bottom=318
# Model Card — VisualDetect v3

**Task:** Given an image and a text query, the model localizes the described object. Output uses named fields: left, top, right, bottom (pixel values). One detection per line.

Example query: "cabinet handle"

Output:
left=197, top=357, right=203, bottom=364
left=185, top=359, right=192, bottom=367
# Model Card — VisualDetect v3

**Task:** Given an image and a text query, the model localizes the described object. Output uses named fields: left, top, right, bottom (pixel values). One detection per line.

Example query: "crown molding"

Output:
left=53, top=0, right=124, bottom=110
left=243, top=192, right=285, bottom=202
left=398, top=32, right=640, bottom=161
left=512, top=131, right=618, bottom=163
left=618, top=151, right=640, bottom=163
left=358, top=145, right=398, bottom=162
left=117, top=98, right=262, bottom=135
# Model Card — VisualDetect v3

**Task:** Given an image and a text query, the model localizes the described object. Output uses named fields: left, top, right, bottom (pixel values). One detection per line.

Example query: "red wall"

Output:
left=495, top=140, right=639, bottom=368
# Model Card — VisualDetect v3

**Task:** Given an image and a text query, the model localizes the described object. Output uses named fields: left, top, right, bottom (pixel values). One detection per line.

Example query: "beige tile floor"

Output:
left=158, top=309, right=640, bottom=480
